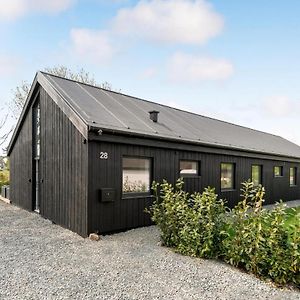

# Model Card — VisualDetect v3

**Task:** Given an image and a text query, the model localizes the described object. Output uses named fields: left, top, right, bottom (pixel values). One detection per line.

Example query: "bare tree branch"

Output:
left=0, top=107, right=14, bottom=153
left=0, top=126, right=13, bottom=147
left=9, top=80, right=31, bottom=120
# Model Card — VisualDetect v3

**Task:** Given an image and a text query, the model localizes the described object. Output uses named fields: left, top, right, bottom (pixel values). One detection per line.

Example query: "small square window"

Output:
left=290, top=167, right=297, bottom=186
left=179, top=160, right=199, bottom=176
left=274, top=166, right=283, bottom=177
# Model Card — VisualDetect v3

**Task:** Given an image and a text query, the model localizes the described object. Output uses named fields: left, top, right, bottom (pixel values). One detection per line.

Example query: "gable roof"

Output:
left=8, top=71, right=300, bottom=160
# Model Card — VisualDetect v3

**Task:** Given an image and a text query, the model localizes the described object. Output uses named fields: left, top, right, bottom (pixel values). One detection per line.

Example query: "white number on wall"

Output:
left=100, top=152, right=108, bottom=159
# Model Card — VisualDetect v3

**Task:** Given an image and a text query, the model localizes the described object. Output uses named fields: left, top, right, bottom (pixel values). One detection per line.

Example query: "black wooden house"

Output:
left=7, top=72, right=300, bottom=237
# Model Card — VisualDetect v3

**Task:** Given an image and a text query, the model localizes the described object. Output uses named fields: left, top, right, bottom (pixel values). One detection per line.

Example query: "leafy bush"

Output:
left=0, top=170, right=9, bottom=188
left=289, top=218, right=300, bottom=285
left=177, top=186, right=226, bottom=258
left=149, top=179, right=300, bottom=287
left=220, top=181, right=298, bottom=284
left=150, top=179, right=226, bottom=258
left=221, top=181, right=268, bottom=273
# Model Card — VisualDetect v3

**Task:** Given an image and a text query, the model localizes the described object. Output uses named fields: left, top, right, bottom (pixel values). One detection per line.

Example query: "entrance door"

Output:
left=32, top=101, right=41, bottom=213
left=33, top=158, right=40, bottom=212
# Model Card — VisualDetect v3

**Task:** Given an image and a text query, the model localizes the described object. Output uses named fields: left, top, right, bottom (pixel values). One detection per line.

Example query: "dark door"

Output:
left=33, top=158, right=40, bottom=212
left=32, top=101, right=41, bottom=213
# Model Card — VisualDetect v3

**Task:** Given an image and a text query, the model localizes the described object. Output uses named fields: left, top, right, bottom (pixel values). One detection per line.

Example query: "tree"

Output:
left=10, top=66, right=116, bottom=119
left=0, top=108, right=14, bottom=152
left=44, top=66, right=97, bottom=85
left=10, top=81, right=30, bottom=119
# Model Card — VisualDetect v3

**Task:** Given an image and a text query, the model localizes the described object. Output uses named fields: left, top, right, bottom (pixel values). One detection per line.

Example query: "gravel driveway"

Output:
left=0, top=201, right=299, bottom=300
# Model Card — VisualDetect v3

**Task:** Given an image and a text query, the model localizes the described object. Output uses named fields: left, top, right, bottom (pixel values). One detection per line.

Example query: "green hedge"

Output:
left=149, top=179, right=300, bottom=287
left=0, top=170, right=9, bottom=188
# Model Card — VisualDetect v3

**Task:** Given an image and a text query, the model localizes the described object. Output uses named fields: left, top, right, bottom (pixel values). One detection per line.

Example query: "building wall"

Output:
left=88, top=139, right=300, bottom=234
left=10, top=105, right=33, bottom=210
left=39, top=88, right=89, bottom=236
left=9, top=88, right=89, bottom=237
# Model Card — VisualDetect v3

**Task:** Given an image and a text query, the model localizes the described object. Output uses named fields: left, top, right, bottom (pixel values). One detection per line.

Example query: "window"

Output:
left=274, top=166, right=283, bottom=177
left=122, top=157, right=151, bottom=194
left=221, top=163, right=235, bottom=190
left=251, top=165, right=262, bottom=186
left=290, top=167, right=297, bottom=186
left=179, top=160, right=199, bottom=176
left=33, top=102, right=40, bottom=159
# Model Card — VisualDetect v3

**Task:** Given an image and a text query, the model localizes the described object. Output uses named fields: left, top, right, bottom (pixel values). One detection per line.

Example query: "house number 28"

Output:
left=100, top=152, right=108, bottom=159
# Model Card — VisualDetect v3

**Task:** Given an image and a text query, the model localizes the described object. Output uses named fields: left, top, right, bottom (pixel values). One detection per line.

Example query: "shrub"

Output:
left=288, top=217, right=300, bottom=285
left=150, top=178, right=226, bottom=258
left=263, top=203, right=291, bottom=284
left=221, top=181, right=299, bottom=285
left=149, top=179, right=300, bottom=287
left=221, top=181, right=267, bottom=273
left=150, top=179, right=188, bottom=248
left=0, top=170, right=9, bottom=188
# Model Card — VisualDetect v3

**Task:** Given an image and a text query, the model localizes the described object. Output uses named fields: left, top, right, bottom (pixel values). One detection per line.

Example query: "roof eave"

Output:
left=37, top=72, right=88, bottom=138
left=88, top=126, right=300, bottom=162
left=7, top=73, right=39, bottom=155
left=7, top=72, right=89, bottom=155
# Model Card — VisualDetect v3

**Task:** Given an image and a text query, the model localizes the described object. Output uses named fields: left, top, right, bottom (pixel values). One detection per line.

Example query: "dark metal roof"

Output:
left=8, top=71, right=300, bottom=159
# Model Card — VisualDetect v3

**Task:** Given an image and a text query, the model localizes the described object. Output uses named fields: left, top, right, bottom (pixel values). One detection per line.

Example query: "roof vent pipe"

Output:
left=149, top=110, right=159, bottom=123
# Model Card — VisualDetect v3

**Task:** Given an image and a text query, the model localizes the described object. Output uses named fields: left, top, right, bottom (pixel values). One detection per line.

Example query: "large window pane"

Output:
left=180, top=160, right=199, bottom=176
left=251, top=165, right=262, bottom=186
left=221, top=163, right=235, bottom=190
left=290, top=167, right=297, bottom=186
left=122, top=157, right=151, bottom=194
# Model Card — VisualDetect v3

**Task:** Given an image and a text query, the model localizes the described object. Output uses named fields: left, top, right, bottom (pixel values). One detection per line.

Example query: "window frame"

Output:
left=32, top=100, right=41, bottom=160
left=290, top=167, right=297, bottom=187
left=274, top=166, right=283, bottom=178
left=251, top=164, right=263, bottom=186
left=122, top=156, right=152, bottom=198
left=220, top=162, right=236, bottom=191
left=179, top=159, right=201, bottom=177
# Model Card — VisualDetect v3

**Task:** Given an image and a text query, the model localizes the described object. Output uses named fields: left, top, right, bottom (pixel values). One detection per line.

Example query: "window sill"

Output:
left=290, top=185, right=297, bottom=188
left=181, top=175, right=201, bottom=179
left=122, top=194, right=154, bottom=200
left=221, top=189, right=236, bottom=192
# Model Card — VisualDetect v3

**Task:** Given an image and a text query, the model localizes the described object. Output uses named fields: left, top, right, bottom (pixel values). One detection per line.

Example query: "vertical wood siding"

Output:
left=9, top=88, right=89, bottom=237
left=88, top=140, right=300, bottom=234
left=10, top=108, right=33, bottom=210
left=39, top=88, right=88, bottom=236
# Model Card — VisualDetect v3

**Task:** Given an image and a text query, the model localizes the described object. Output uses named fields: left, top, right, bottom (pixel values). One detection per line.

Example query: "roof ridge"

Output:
left=41, top=71, right=282, bottom=140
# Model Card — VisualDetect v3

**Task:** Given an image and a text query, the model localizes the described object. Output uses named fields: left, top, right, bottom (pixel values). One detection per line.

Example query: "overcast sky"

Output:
left=1, top=0, right=300, bottom=148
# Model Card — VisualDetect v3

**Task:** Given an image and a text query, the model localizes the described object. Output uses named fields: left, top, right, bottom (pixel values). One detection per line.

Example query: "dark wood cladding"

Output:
left=39, top=88, right=88, bottom=236
left=10, top=105, right=33, bottom=210
left=88, top=141, right=156, bottom=233
left=88, top=138, right=300, bottom=234
left=9, top=88, right=88, bottom=237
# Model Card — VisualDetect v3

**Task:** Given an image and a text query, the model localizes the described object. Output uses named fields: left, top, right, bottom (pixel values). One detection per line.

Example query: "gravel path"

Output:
left=0, top=201, right=299, bottom=300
